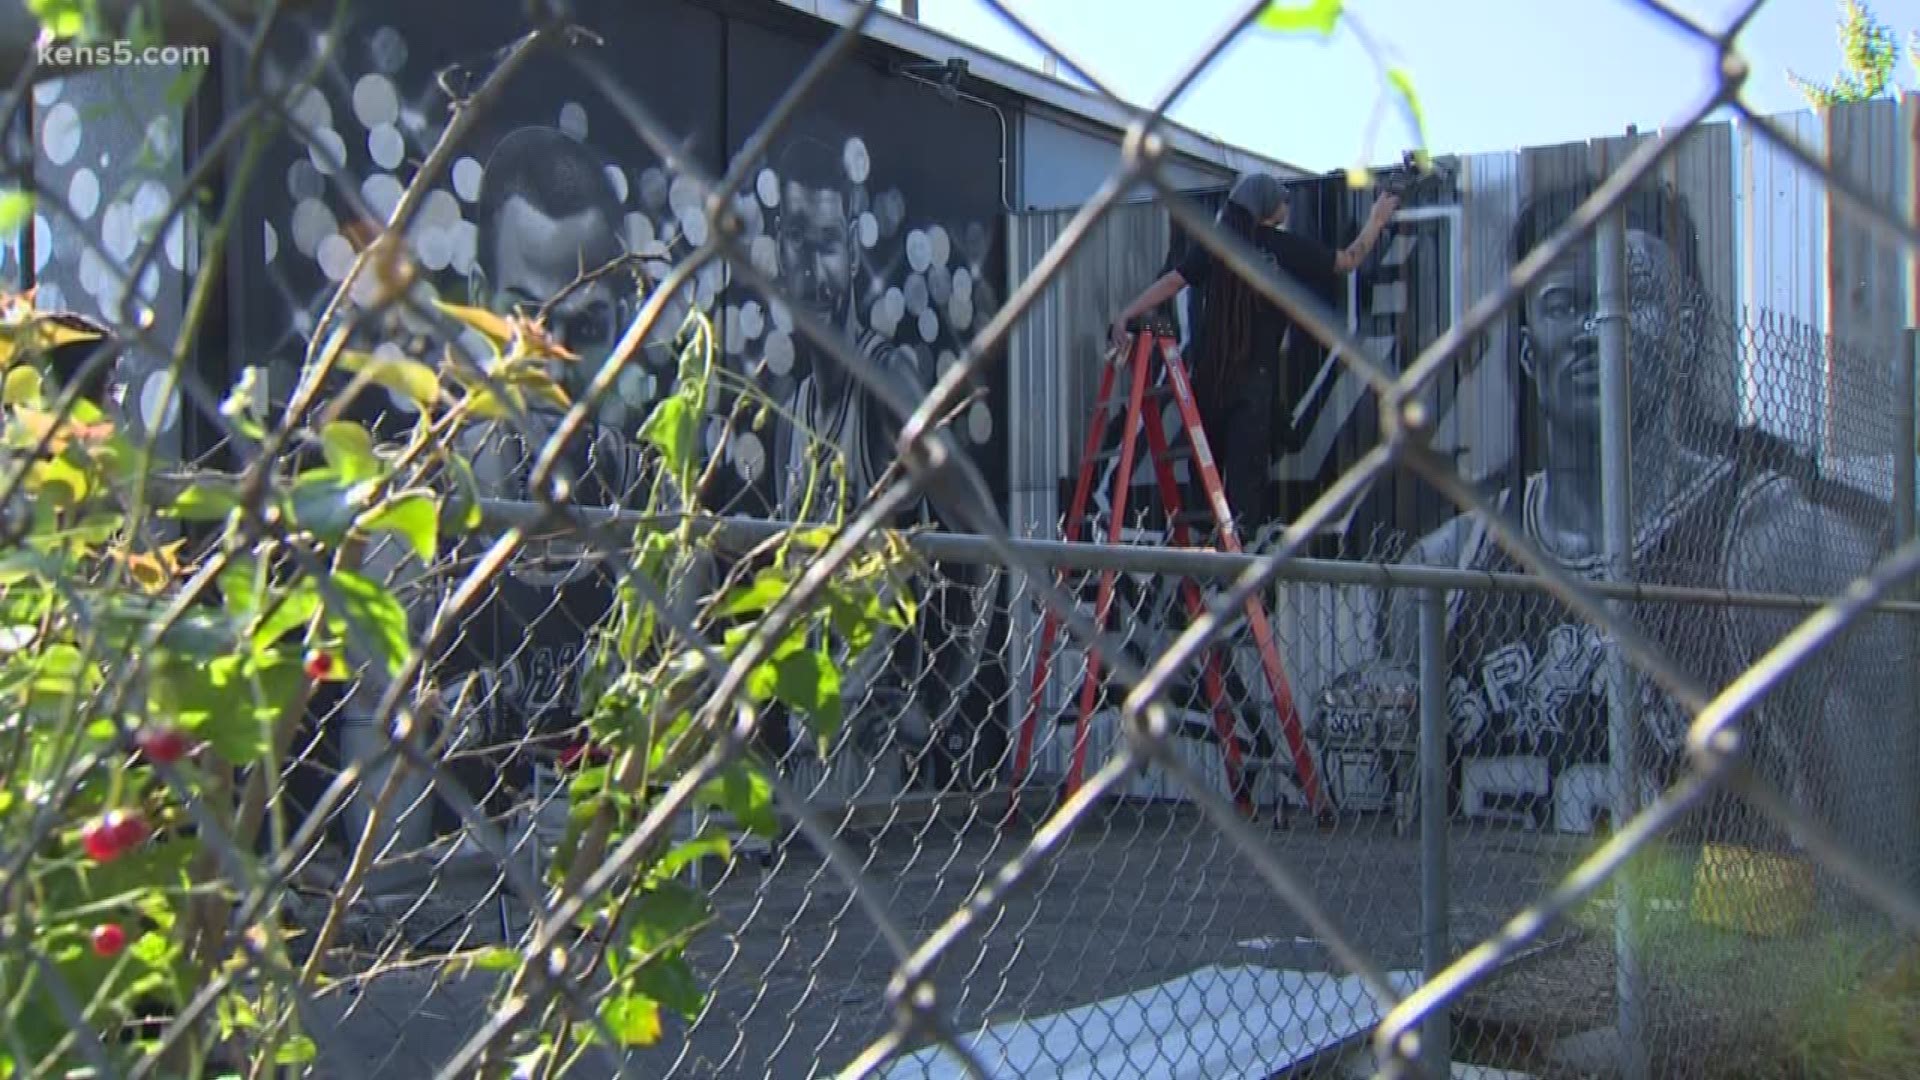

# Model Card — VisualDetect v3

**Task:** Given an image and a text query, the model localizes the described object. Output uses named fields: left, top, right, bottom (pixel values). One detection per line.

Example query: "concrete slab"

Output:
left=875, top=965, right=1422, bottom=1080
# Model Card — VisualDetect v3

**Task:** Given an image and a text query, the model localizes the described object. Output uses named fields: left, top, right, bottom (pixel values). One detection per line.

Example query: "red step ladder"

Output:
left=1005, top=321, right=1328, bottom=823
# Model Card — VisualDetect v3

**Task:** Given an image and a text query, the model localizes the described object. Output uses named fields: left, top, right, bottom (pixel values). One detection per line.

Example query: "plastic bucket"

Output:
left=1690, top=842, right=1815, bottom=937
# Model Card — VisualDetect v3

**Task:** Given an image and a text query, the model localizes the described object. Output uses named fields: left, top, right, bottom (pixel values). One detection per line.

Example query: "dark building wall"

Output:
left=202, top=0, right=1015, bottom=809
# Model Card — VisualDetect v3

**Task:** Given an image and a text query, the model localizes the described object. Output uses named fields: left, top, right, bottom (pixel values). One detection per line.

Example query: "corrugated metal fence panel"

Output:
left=1739, top=108, right=1830, bottom=448
left=998, top=98, right=1917, bottom=798
left=1665, top=120, right=1742, bottom=437
left=1908, top=91, right=1920, bottom=330
left=1006, top=200, right=1170, bottom=536
left=1823, top=95, right=1909, bottom=466
left=1448, top=149, right=1521, bottom=487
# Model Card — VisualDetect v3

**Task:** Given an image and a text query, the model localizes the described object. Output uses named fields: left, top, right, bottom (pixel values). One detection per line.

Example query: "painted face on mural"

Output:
left=778, top=182, right=854, bottom=317
left=776, top=181, right=857, bottom=401
left=1519, top=228, right=1690, bottom=432
left=489, top=196, right=627, bottom=361
left=475, top=127, right=632, bottom=392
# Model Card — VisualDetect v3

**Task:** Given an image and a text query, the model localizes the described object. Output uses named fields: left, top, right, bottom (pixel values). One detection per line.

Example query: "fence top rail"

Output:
left=145, top=467, right=1916, bottom=614
left=435, top=496, right=1920, bottom=616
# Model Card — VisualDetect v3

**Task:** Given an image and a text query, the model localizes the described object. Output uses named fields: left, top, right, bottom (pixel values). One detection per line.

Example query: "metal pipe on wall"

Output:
left=1596, top=203, right=1649, bottom=1080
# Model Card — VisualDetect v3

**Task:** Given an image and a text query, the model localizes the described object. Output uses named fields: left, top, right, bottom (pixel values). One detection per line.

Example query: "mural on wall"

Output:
left=723, top=17, right=1011, bottom=787
left=1321, top=160, right=1906, bottom=860
left=27, top=66, right=194, bottom=457
left=235, top=0, right=1012, bottom=800
left=1043, top=129, right=1908, bottom=845
left=237, top=1, right=724, bottom=770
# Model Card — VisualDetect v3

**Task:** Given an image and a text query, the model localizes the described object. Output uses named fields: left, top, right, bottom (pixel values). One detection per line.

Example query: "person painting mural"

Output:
left=1106, top=172, right=1398, bottom=544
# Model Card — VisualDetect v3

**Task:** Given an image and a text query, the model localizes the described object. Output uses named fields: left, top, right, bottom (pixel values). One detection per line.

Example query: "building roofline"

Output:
left=0, top=0, right=1310, bottom=182
left=765, top=0, right=1312, bottom=181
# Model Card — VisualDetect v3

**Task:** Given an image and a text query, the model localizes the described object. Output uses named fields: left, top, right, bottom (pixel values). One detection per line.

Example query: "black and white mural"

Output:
left=27, top=66, right=195, bottom=455
left=225, top=0, right=1012, bottom=806
left=1302, top=149, right=1908, bottom=869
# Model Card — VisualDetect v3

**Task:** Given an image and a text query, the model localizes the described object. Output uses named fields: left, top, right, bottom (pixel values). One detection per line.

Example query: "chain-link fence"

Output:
left=2, top=1, right=1918, bottom=1078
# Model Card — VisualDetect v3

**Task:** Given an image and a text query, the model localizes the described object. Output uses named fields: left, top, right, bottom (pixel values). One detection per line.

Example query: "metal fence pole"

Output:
left=1596, top=202, right=1649, bottom=1080
left=1895, top=327, right=1916, bottom=555
left=1901, top=326, right=1918, bottom=889
left=1417, top=586, right=1451, bottom=1080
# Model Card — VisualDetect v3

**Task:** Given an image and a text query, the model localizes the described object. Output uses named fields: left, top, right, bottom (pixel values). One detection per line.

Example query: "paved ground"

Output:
left=291, top=801, right=1849, bottom=1079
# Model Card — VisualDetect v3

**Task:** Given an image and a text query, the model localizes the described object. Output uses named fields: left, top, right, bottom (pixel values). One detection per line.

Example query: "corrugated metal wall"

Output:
left=1017, top=107, right=1242, bottom=212
left=1007, top=96, right=1917, bottom=557
left=1006, top=199, right=1172, bottom=543
left=1003, top=95, right=1919, bottom=803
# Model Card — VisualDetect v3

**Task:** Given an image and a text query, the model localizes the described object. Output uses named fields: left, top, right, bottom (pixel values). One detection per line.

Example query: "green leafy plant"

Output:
left=0, top=263, right=915, bottom=1076
left=1256, top=0, right=1431, bottom=182
left=3, top=2, right=920, bottom=1073
left=1788, top=0, right=1918, bottom=107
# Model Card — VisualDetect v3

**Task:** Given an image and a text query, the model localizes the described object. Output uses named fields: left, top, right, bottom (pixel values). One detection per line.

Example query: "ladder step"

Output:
left=1087, top=444, right=1195, bottom=466
left=1095, top=384, right=1177, bottom=419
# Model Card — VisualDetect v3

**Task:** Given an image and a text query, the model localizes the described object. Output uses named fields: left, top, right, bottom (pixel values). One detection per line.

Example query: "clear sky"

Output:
left=900, top=0, right=1916, bottom=172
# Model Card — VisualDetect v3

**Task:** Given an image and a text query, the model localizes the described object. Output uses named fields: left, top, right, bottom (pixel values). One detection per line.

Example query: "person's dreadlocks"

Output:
left=1191, top=174, right=1286, bottom=413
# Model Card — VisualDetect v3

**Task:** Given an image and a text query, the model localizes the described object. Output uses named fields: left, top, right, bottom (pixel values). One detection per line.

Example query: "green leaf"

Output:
left=1256, top=0, right=1342, bottom=35
left=639, top=393, right=696, bottom=479
left=719, top=571, right=790, bottom=618
left=274, top=1036, right=317, bottom=1065
left=39, top=837, right=201, bottom=916
left=697, top=762, right=777, bottom=837
left=287, top=472, right=361, bottom=541
left=433, top=301, right=515, bottom=348
left=168, top=480, right=243, bottom=522
left=325, top=571, right=411, bottom=677
left=0, top=191, right=29, bottom=236
left=359, top=490, right=439, bottom=562
left=338, top=351, right=440, bottom=409
left=27, top=0, right=87, bottom=40
left=472, top=947, right=520, bottom=972
left=1386, top=67, right=1431, bottom=168
left=30, top=455, right=88, bottom=507
left=149, top=654, right=276, bottom=761
left=320, top=421, right=381, bottom=485
left=154, top=609, right=241, bottom=657
left=253, top=577, right=320, bottom=651
left=4, top=364, right=42, bottom=406
left=632, top=954, right=707, bottom=1020
left=440, top=453, right=483, bottom=533
left=218, top=558, right=262, bottom=620
left=824, top=588, right=878, bottom=655
left=772, top=648, right=842, bottom=752
left=650, top=829, right=732, bottom=883
left=599, top=993, right=662, bottom=1047
left=624, top=882, right=709, bottom=956
left=164, top=68, right=205, bottom=110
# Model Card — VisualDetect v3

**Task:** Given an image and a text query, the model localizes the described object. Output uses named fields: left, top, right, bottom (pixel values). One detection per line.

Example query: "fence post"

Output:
left=1417, top=586, right=1450, bottom=1079
left=1895, top=327, right=1916, bottom=556
left=1900, top=327, right=1918, bottom=891
left=1596, top=202, right=1649, bottom=1080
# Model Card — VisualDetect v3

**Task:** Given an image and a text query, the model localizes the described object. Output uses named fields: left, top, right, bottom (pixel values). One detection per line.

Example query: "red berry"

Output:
left=109, top=811, right=150, bottom=850
left=303, top=650, right=333, bottom=680
left=82, top=822, right=120, bottom=862
left=135, top=727, right=189, bottom=764
left=83, top=810, right=148, bottom=862
left=90, top=923, right=127, bottom=957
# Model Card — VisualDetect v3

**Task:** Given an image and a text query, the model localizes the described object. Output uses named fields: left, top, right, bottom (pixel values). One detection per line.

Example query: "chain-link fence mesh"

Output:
left=2, top=0, right=1918, bottom=1078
